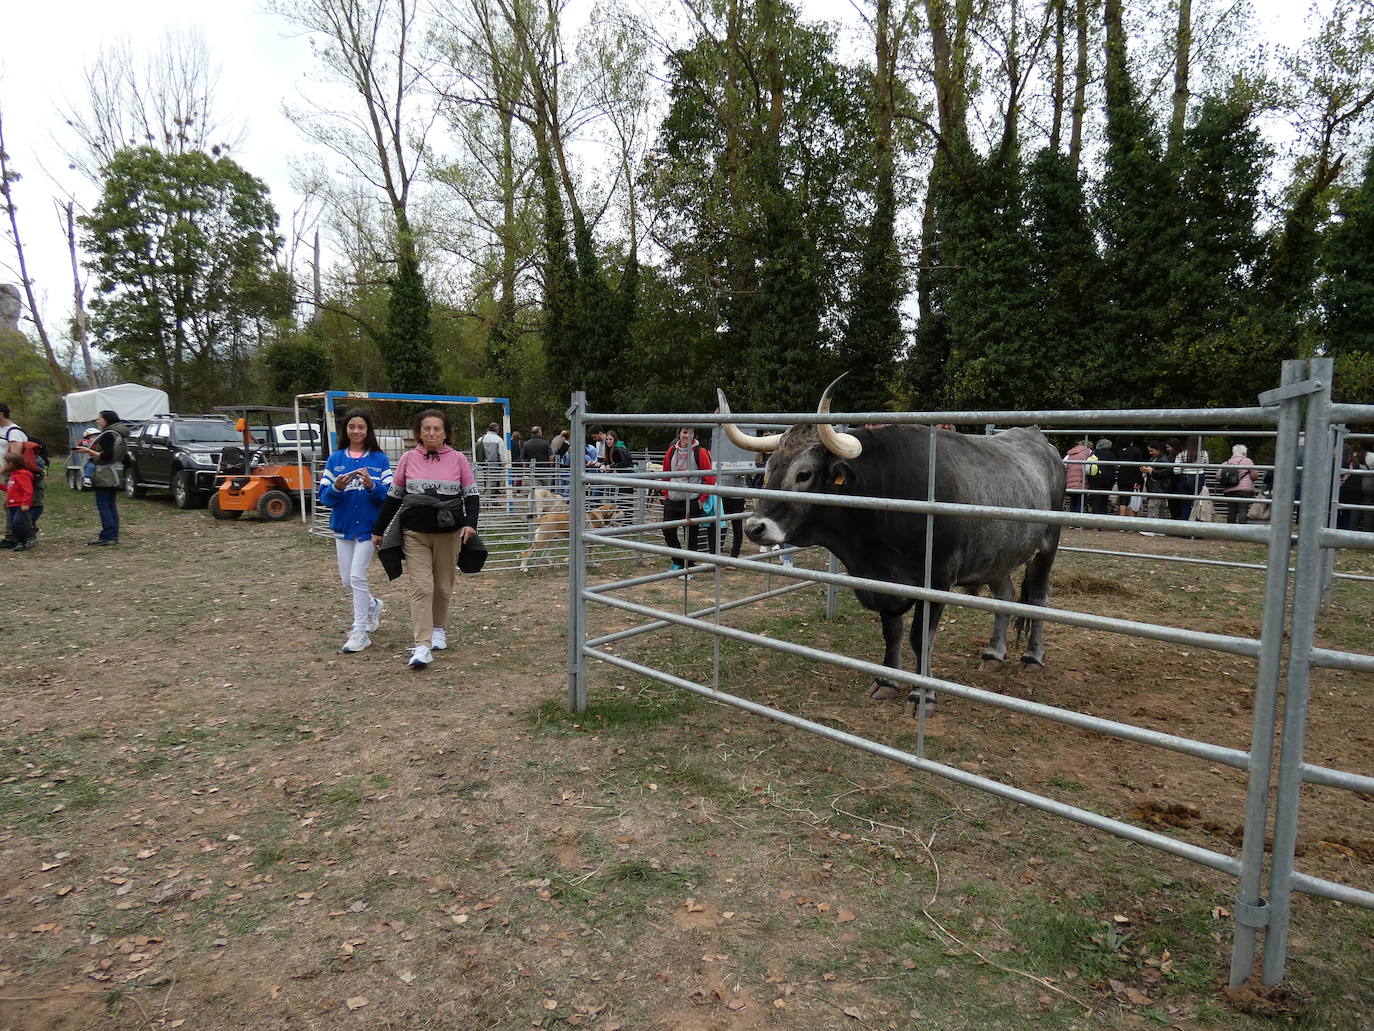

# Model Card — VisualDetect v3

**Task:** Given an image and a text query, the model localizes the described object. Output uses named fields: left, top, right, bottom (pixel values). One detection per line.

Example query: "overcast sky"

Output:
left=1, top=0, right=1319, bottom=359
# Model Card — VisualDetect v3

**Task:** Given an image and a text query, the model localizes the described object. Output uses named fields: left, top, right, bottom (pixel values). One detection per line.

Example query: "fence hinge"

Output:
left=565, top=398, right=582, bottom=419
left=1234, top=895, right=1269, bottom=928
left=1258, top=379, right=1325, bottom=406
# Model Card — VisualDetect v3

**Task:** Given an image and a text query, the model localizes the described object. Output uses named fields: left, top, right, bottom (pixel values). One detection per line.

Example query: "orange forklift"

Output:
left=209, top=405, right=323, bottom=521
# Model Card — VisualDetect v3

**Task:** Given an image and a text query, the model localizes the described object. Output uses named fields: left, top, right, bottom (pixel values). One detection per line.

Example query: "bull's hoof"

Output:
left=867, top=677, right=903, bottom=701
left=903, top=689, right=937, bottom=719
left=977, top=657, right=1005, bottom=673
left=1019, top=657, right=1045, bottom=673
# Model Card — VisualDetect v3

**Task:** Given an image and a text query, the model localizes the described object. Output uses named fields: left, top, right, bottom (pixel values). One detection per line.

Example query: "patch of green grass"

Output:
left=664, top=755, right=732, bottom=797
left=436, top=777, right=490, bottom=799
left=837, top=787, right=919, bottom=826
left=538, top=859, right=706, bottom=927
left=1045, top=774, right=1085, bottom=792
left=526, top=683, right=701, bottom=735
left=1015, top=905, right=1131, bottom=981
left=252, top=845, right=285, bottom=871
left=0, top=746, right=113, bottom=832
left=318, top=777, right=365, bottom=811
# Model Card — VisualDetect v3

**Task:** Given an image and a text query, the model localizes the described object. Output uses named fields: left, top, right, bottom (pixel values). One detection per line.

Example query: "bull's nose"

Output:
left=743, top=517, right=772, bottom=544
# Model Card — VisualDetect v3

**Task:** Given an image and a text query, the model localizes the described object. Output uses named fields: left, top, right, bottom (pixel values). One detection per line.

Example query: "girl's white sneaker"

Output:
left=342, top=632, right=371, bottom=654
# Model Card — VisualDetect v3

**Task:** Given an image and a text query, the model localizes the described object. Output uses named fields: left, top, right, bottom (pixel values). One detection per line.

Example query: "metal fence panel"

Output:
left=563, top=362, right=1372, bottom=989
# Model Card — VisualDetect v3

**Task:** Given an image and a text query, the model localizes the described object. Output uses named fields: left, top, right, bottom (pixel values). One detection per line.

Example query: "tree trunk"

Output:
left=1104, top=0, right=1129, bottom=110
left=1069, top=0, right=1088, bottom=171
left=1167, top=0, right=1192, bottom=154
left=1050, top=0, right=1065, bottom=154
left=0, top=110, right=72, bottom=393
left=66, top=201, right=96, bottom=384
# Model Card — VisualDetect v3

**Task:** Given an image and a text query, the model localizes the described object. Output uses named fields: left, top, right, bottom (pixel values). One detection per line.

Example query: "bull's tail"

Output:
left=1013, top=576, right=1032, bottom=650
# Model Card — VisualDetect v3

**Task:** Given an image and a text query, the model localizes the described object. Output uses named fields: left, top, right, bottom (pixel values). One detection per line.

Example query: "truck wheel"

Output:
left=257, top=489, right=293, bottom=521
left=124, top=464, right=147, bottom=498
left=209, top=493, right=241, bottom=520
left=172, top=471, right=205, bottom=509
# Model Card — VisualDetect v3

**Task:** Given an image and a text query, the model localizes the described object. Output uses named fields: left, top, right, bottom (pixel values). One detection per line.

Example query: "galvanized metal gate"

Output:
left=563, top=357, right=1374, bottom=987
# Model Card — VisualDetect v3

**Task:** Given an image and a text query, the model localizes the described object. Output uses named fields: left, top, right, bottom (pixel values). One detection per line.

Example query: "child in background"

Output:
left=1, top=453, right=36, bottom=551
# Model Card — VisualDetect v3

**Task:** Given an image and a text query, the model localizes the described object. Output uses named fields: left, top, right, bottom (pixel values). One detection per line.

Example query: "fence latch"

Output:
left=1258, top=379, right=1325, bottom=406
left=1234, top=895, right=1269, bottom=928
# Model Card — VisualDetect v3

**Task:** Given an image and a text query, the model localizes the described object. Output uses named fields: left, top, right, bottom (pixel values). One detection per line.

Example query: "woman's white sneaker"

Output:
left=431, top=627, right=447, bottom=650
left=408, top=645, right=433, bottom=669
left=366, top=597, right=384, bottom=632
left=342, top=632, right=371, bottom=654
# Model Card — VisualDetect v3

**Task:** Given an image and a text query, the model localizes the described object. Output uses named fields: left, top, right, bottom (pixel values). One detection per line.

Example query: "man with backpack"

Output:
left=0, top=402, right=25, bottom=456
left=1, top=402, right=34, bottom=546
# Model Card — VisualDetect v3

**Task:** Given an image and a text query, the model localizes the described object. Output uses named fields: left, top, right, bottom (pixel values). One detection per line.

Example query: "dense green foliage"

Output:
left=1322, top=150, right=1374, bottom=403
left=22, top=1, right=1374, bottom=430
left=80, top=147, right=285, bottom=410
left=382, top=222, right=440, bottom=395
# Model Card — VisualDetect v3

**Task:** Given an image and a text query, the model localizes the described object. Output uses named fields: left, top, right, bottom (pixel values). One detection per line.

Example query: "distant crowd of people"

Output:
left=1062, top=435, right=1374, bottom=531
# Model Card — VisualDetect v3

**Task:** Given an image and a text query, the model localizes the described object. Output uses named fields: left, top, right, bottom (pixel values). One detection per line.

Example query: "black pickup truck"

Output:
left=123, top=415, right=243, bottom=509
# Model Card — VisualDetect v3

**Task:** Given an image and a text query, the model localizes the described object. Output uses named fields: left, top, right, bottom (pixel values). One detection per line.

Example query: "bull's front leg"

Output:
left=903, top=599, right=945, bottom=718
left=866, top=605, right=909, bottom=701
left=978, top=574, right=1016, bottom=672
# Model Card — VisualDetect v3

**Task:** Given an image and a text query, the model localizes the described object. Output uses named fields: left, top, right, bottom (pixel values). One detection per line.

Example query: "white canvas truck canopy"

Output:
left=63, top=384, right=170, bottom=424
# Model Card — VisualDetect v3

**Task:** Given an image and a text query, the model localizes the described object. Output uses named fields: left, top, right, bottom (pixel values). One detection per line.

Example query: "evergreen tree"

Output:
left=1095, top=35, right=1182, bottom=404
left=940, top=151, right=1041, bottom=408
left=382, top=217, right=439, bottom=395
left=837, top=148, right=902, bottom=413
left=1023, top=147, right=1104, bottom=406
left=1165, top=96, right=1273, bottom=406
left=538, top=151, right=582, bottom=402
left=645, top=4, right=865, bottom=411
left=1321, top=148, right=1374, bottom=403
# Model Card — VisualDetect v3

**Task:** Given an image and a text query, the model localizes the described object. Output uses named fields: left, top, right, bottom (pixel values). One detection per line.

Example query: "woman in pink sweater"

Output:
left=371, top=410, right=479, bottom=670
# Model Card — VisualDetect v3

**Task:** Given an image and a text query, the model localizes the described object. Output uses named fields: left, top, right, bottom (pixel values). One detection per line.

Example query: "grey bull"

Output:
left=719, top=382, right=1065, bottom=714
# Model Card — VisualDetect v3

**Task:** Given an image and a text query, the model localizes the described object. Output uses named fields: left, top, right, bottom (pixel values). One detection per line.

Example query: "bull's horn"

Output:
left=817, top=375, right=863, bottom=459
left=716, top=389, right=782, bottom=453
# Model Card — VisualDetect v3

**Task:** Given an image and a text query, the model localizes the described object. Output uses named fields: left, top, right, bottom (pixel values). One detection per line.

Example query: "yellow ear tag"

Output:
left=833, top=471, right=847, bottom=486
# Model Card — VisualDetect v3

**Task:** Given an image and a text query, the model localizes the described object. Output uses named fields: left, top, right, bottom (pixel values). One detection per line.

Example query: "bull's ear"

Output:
left=830, top=461, right=853, bottom=487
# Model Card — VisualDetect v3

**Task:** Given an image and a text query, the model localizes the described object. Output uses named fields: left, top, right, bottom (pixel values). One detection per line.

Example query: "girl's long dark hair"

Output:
left=340, top=408, right=382, bottom=454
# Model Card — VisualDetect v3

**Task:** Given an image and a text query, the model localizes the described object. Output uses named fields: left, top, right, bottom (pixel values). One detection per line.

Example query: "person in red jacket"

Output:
left=660, top=426, right=715, bottom=576
left=1, top=453, right=35, bottom=551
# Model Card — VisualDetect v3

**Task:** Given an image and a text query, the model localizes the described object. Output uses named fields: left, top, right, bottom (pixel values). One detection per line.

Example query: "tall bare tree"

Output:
left=274, top=0, right=435, bottom=238
left=61, top=30, right=241, bottom=182
left=63, top=200, right=95, bottom=384
left=1167, top=0, right=1193, bottom=153
left=0, top=105, right=72, bottom=392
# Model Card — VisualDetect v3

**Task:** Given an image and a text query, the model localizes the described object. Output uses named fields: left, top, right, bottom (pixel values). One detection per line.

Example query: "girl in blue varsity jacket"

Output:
left=318, top=408, right=393, bottom=654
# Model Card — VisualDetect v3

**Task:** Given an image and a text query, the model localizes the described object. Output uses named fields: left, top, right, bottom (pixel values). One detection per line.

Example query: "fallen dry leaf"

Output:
left=843, top=1005, right=863, bottom=1019
left=837, top=909, right=856, bottom=923
left=345, top=996, right=369, bottom=1011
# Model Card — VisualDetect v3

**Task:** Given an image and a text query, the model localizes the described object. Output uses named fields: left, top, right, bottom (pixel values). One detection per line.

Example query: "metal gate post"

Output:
left=566, top=392, right=588, bottom=713
left=826, top=554, right=839, bottom=620
left=1227, top=359, right=1305, bottom=985
left=1262, top=358, right=1336, bottom=986
left=1321, top=424, right=1347, bottom=611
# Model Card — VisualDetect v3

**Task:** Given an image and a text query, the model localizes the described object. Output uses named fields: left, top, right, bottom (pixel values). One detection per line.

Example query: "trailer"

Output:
left=60, top=384, right=170, bottom=490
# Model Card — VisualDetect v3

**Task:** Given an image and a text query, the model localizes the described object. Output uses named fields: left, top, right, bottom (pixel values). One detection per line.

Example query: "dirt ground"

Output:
left=1, top=488, right=1372, bottom=1031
